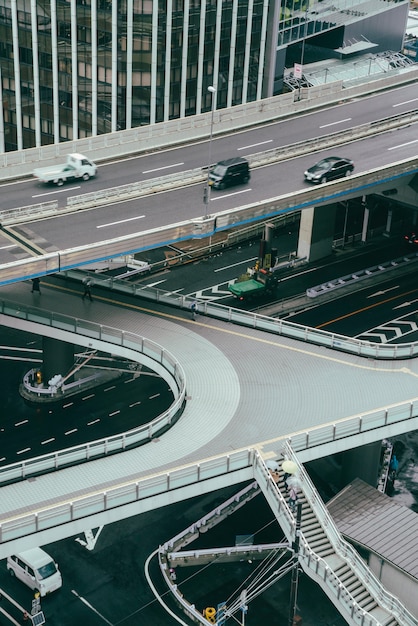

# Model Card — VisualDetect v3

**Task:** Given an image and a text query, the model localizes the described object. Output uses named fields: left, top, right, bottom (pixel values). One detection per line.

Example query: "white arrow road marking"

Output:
left=393, top=300, right=418, bottom=309
left=367, top=286, right=399, bottom=298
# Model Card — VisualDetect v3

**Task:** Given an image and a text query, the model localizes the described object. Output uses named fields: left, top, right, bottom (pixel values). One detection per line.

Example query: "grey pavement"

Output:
left=0, top=277, right=418, bottom=523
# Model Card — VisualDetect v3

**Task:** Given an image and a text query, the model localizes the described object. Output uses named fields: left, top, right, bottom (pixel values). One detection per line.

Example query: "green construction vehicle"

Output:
left=228, top=267, right=280, bottom=300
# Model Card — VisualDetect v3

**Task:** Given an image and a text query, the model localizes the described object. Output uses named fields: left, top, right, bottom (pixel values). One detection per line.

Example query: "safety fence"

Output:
left=0, top=298, right=186, bottom=485
left=1, top=68, right=417, bottom=181
left=0, top=153, right=417, bottom=287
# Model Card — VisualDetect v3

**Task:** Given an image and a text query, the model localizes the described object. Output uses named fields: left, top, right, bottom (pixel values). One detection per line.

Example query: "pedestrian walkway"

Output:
left=1, top=279, right=418, bottom=530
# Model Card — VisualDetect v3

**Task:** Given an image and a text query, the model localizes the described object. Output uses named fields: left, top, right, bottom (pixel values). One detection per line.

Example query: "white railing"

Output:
left=253, top=449, right=416, bottom=626
left=0, top=299, right=186, bottom=484
left=1, top=69, right=417, bottom=181
left=0, top=449, right=255, bottom=548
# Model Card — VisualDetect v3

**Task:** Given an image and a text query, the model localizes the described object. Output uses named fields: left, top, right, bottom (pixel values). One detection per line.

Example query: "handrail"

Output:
left=0, top=299, right=186, bottom=484
left=62, top=264, right=418, bottom=360
left=0, top=155, right=416, bottom=286
left=280, top=444, right=417, bottom=626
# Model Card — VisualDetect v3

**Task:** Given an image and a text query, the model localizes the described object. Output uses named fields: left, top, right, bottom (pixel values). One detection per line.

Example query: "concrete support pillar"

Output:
left=361, top=196, right=370, bottom=244
left=42, top=338, right=74, bottom=385
left=384, top=208, right=393, bottom=237
left=341, top=441, right=382, bottom=488
left=297, top=205, right=337, bottom=262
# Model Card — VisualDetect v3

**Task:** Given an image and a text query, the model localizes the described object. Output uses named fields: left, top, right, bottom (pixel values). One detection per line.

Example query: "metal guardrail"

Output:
left=52, top=110, right=418, bottom=213
left=1, top=110, right=417, bottom=225
left=0, top=299, right=186, bottom=485
left=0, top=154, right=417, bottom=287
left=1, top=66, right=417, bottom=183
left=57, top=256, right=418, bottom=360
left=280, top=444, right=416, bottom=626
left=307, top=251, right=418, bottom=297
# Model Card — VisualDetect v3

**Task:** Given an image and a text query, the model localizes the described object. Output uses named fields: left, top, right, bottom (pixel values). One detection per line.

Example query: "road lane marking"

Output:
left=388, top=139, right=418, bottom=150
left=41, top=438, right=55, bottom=445
left=319, top=118, right=351, bottom=128
left=143, top=162, right=184, bottom=174
left=15, top=420, right=28, bottom=427
left=65, top=428, right=78, bottom=435
left=238, top=140, right=273, bottom=150
left=109, top=410, right=120, bottom=417
left=71, top=589, right=113, bottom=625
left=17, top=448, right=31, bottom=454
left=87, top=419, right=100, bottom=425
left=97, top=215, right=145, bottom=228
left=32, top=186, right=80, bottom=197
left=210, top=188, right=252, bottom=201
left=214, top=257, right=258, bottom=272
left=392, top=98, right=418, bottom=107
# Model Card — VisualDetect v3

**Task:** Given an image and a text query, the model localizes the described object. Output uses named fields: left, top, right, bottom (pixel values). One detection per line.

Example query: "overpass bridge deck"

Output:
left=0, top=280, right=418, bottom=533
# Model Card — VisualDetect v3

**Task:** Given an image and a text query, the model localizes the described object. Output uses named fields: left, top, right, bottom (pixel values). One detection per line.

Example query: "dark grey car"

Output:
left=304, top=156, right=354, bottom=184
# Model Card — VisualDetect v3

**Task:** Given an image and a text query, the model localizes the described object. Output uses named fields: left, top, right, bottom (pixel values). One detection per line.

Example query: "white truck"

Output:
left=33, top=153, right=97, bottom=186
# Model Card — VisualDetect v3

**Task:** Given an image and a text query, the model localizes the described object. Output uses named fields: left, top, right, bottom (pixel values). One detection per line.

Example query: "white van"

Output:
left=7, top=548, right=62, bottom=596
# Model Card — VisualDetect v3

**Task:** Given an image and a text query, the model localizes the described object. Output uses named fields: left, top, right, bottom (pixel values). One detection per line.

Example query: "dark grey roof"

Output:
left=327, top=478, right=418, bottom=580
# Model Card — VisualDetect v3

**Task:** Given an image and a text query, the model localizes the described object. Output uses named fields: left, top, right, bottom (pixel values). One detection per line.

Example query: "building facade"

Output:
left=0, top=0, right=409, bottom=152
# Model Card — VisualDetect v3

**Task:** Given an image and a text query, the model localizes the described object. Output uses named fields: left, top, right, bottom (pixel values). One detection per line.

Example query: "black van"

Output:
left=209, top=157, right=250, bottom=190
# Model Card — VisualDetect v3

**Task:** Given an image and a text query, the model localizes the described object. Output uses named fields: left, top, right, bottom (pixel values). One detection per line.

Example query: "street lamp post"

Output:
left=297, top=7, right=309, bottom=101
left=204, top=85, right=216, bottom=219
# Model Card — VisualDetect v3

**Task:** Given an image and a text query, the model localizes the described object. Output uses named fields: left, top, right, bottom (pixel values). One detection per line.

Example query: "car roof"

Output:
left=14, top=548, right=53, bottom=567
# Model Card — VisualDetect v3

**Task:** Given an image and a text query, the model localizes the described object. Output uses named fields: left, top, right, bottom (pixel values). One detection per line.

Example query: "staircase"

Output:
left=257, top=448, right=416, bottom=626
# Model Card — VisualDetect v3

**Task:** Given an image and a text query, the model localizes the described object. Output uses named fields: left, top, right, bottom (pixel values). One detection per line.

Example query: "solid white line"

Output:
left=143, top=162, right=184, bottom=174
left=211, top=188, right=252, bottom=201
left=214, top=257, right=258, bottom=272
left=238, top=140, right=273, bottom=150
left=0, top=245, right=14, bottom=250
left=32, top=186, right=80, bottom=197
left=97, top=215, right=145, bottom=229
left=71, top=590, right=113, bottom=625
left=319, top=118, right=352, bottom=128
left=388, top=139, right=418, bottom=150
left=392, top=98, right=418, bottom=107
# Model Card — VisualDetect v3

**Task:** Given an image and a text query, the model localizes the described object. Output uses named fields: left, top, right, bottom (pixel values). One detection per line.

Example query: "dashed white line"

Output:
left=87, top=419, right=100, bottom=426
left=63, top=402, right=74, bottom=408
left=41, top=438, right=55, bottom=445
left=149, top=393, right=160, bottom=399
left=393, top=98, right=418, bottom=107
left=319, top=118, right=352, bottom=128
left=65, top=428, right=78, bottom=435
left=17, top=448, right=31, bottom=455
left=104, top=386, right=116, bottom=392
left=15, top=420, right=29, bottom=427
left=129, top=401, right=141, bottom=407
left=388, top=139, right=418, bottom=150
left=143, top=162, right=184, bottom=174
left=109, top=410, right=120, bottom=417
left=97, top=215, right=145, bottom=229
left=32, top=186, right=80, bottom=198
left=211, top=188, right=252, bottom=201
left=238, top=140, right=273, bottom=150
left=82, top=394, right=95, bottom=401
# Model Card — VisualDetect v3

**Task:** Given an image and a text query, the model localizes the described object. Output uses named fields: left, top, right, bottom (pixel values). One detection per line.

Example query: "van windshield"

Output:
left=212, top=164, right=227, bottom=176
left=37, top=561, right=57, bottom=580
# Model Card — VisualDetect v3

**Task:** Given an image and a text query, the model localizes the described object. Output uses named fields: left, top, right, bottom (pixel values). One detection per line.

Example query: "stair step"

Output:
left=358, top=599, right=378, bottom=613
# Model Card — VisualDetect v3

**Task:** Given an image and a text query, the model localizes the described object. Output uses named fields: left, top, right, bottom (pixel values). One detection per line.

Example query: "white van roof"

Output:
left=15, top=548, right=53, bottom=567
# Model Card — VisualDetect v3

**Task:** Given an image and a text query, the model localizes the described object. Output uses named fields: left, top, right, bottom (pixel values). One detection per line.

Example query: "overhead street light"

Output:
left=203, top=85, right=216, bottom=219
